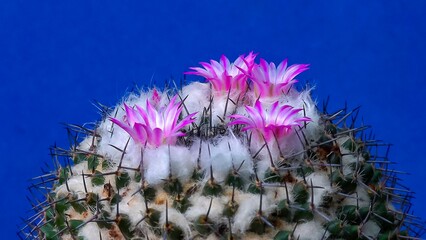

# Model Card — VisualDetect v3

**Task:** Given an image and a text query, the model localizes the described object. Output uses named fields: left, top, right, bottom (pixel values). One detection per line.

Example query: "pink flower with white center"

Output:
left=186, top=52, right=257, bottom=95
left=251, top=58, right=309, bottom=98
left=110, top=96, right=196, bottom=148
left=229, top=100, right=311, bottom=142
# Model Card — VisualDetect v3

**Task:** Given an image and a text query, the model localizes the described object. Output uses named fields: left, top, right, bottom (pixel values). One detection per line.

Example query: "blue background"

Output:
left=1, top=1, right=425, bottom=238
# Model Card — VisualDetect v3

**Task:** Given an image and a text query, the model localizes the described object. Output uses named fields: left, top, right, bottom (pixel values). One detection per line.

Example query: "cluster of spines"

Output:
left=319, top=102, right=425, bottom=239
left=18, top=93, right=425, bottom=240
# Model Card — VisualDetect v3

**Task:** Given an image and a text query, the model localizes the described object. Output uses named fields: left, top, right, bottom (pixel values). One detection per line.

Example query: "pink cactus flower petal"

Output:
left=133, top=123, right=148, bottom=143
left=251, top=58, right=309, bottom=98
left=124, top=103, right=143, bottom=127
left=110, top=95, right=196, bottom=148
left=110, top=117, right=140, bottom=141
left=151, top=128, right=163, bottom=147
left=229, top=100, right=311, bottom=142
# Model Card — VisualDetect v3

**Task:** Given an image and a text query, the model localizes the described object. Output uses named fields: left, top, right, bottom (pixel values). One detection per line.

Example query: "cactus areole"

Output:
left=20, top=53, right=425, bottom=240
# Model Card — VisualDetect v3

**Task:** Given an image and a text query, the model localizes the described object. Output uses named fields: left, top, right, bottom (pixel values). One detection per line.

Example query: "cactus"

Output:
left=20, top=53, right=425, bottom=240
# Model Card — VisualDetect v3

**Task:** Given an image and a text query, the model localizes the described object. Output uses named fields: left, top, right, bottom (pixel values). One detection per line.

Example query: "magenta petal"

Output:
left=228, top=114, right=244, bottom=120
left=174, top=112, right=196, bottom=130
left=210, top=60, right=223, bottom=74
left=229, top=113, right=255, bottom=129
left=110, top=117, right=132, bottom=133
left=136, top=105, right=150, bottom=127
left=146, top=99, right=160, bottom=126
left=164, top=96, right=179, bottom=127
left=283, top=64, right=309, bottom=82
left=254, top=100, right=264, bottom=116
left=245, top=106, right=263, bottom=127
left=131, top=123, right=147, bottom=143
left=210, top=79, right=222, bottom=91
left=270, top=101, right=281, bottom=122
left=220, top=55, right=229, bottom=69
left=228, top=118, right=252, bottom=126
left=277, top=59, right=288, bottom=76
left=186, top=67, right=210, bottom=77
left=258, top=58, right=269, bottom=72
left=240, top=126, right=253, bottom=132
left=111, top=117, right=139, bottom=143
left=123, top=103, right=138, bottom=127
left=151, top=128, right=164, bottom=147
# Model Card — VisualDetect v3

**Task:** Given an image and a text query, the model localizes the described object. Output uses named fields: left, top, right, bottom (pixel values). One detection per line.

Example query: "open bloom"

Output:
left=110, top=96, right=196, bottom=147
left=251, top=58, right=309, bottom=98
left=186, top=52, right=257, bottom=95
left=229, top=100, right=311, bottom=142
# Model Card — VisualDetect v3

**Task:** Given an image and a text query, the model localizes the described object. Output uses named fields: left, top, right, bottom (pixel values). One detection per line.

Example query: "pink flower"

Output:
left=110, top=96, right=196, bottom=147
left=251, top=58, right=309, bottom=98
left=229, top=100, right=311, bottom=142
left=186, top=52, right=257, bottom=95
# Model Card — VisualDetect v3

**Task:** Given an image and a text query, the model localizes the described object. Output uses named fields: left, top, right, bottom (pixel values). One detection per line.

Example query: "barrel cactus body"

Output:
left=21, top=53, right=425, bottom=239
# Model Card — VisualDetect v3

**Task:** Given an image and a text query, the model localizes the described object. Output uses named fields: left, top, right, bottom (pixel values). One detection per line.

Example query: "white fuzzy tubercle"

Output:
left=292, top=220, right=329, bottom=240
